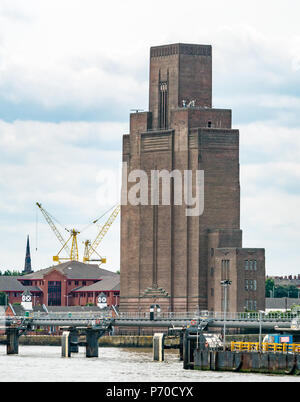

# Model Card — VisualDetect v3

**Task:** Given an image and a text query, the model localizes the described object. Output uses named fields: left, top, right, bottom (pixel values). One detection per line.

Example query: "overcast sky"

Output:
left=0, top=0, right=300, bottom=275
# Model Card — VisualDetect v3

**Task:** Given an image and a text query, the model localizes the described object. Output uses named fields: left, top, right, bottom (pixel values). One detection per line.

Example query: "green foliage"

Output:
left=0, top=270, right=23, bottom=276
left=265, top=278, right=275, bottom=297
left=265, top=278, right=299, bottom=298
left=0, top=292, right=8, bottom=305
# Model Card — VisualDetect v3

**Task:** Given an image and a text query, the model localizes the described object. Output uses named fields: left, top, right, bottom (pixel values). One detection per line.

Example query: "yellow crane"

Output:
left=83, top=204, right=120, bottom=264
left=36, top=202, right=120, bottom=265
left=36, top=202, right=80, bottom=263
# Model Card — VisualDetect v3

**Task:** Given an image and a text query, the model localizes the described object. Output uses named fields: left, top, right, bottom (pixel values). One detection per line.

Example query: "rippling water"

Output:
left=0, top=345, right=299, bottom=382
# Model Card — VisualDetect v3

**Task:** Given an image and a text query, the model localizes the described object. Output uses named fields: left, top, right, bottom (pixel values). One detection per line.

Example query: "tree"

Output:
left=0, top=292, right=8, bottom=306
left=265, top=278, right=299, bottom=298
left=265, top=278, right=275, bottom=297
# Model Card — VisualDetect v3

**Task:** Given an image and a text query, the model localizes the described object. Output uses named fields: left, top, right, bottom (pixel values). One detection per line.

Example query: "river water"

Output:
left=0, top=345, right=299, bottom=382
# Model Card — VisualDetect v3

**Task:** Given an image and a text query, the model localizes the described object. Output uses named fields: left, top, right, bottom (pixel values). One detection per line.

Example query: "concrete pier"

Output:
left=86, top=329, right=100, bottom=358
left=61, top=331, right=71, bottom=357
left=6, top=328, right=19, bottom=355
left=69, top=329, right=79, bottom=353
left=153, top=333, right=164, bottom=361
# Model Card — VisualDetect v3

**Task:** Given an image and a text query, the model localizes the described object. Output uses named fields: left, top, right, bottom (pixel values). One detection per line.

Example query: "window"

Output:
left=253, top=260, right=257, bottom=271
left=211, top=288, right=214, bottom=296
left=221, top=259, right=230, bottom=280
left=208, top=121, right=212, bottom=128
left=82, top=281, right=86, bottom=286
left=48, top=281, right=61, bottom=306
left=159, top=81, right=168, bottom=129
left=75, top=281, right=79, bottom=286
left=244, top=260, right=249, bottom=270
left=245, top=299, right=257, bottom=311
left=249, top=260, right=253, bottom=270
left=253, top=280, right=257, bottom=291
left=210, top=267, right=214, bottom=277
left=245, top=280, right=248, bottom=291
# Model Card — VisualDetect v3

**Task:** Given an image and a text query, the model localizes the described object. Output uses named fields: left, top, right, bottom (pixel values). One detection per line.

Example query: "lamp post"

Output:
left=221, top=280, right=232, bottom=351
left=259, top=310, right=264, bottom=351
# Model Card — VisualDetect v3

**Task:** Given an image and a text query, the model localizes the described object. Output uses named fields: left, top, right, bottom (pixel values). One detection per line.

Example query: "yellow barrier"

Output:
left=231, top=341, right=300, bottom=353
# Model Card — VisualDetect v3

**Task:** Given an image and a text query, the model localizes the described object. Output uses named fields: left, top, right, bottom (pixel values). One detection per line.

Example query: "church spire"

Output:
left=23, top=235, right=32, bottom=274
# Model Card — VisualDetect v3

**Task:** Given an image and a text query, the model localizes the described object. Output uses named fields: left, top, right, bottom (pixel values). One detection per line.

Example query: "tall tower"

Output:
left=23, top=235, right=33, bottom=274
left=120, top=43, right=265, bottom=313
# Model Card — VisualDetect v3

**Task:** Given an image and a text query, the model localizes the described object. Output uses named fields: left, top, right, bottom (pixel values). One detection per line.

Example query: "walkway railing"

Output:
left=118, top=311, right=299, bottom=321
left=231, top=342, right=300, bottom=353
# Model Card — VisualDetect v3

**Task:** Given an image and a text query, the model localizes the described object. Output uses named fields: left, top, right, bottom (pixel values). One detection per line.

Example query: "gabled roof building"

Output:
left=0, top=261, right=119, bottom=307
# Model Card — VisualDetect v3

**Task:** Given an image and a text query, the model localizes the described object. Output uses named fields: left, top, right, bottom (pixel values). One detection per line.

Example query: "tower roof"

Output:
left=23, top=235, right=32, bottom=274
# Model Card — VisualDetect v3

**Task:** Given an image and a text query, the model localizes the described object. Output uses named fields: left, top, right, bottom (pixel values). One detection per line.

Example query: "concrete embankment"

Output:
left=193, top=349, right=300, bottom=375
left=0, top=335, right=180, bottom=348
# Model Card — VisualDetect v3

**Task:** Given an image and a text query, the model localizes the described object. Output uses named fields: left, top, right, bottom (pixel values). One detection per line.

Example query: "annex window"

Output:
left=159, top=81, right=168, bottom=129
left=221, top=259, right=230, bottom=280
left=48, top=281, right=61, bottom=306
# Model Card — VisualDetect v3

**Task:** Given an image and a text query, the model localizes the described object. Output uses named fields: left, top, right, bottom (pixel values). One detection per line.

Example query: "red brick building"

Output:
left=120, top=43, right=265, bottom=313
left=0, top=261, right=120, bottom=307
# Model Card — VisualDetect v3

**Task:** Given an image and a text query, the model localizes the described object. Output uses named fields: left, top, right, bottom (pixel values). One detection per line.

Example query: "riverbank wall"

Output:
left=193, top=349, right=300, bottom=375
left=0, top=335, right=180, bottom=348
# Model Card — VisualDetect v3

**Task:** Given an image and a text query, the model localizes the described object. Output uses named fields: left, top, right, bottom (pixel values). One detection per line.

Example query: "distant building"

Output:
left=120, top=43, right=265, bottom=313
left=269, top=275, right=300, bottom=290
left=0, top=276, right=40, bottom=305
left=265, top=297, right=300, bottom=313
left=0, top=261, right=120, bottom=308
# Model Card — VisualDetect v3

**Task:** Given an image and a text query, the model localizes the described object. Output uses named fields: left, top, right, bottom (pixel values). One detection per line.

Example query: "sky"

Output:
left=0, top=0, right=300, bottom=275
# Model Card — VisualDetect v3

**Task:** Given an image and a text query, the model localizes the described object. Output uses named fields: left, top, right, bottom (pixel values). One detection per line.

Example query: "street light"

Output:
left=258, top=310, right=264, bottom=351
left=221, top=279, right=232, bottom=351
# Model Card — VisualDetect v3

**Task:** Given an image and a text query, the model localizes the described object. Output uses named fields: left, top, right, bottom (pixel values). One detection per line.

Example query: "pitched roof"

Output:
left=266, top=298, right=300, bottom=309
left=9, top=304, right=45, bottom=316
left=0, top=276, right=26, bottom=292
left=20, top=260, right=117, bottom=280
left=72, top=275, right=120, bottom=292
left=44, top=305, right=104, bottom=313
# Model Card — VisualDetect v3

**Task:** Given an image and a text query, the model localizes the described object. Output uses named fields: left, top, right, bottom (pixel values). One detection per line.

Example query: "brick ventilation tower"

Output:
left=120, top=43, right=265, bottom=313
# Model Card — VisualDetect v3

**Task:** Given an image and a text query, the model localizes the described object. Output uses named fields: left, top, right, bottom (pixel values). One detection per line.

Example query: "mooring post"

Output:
left=183, top=330, right=193, bottom=369
left=86, top=329, right=99, bottom=358
left=153, top=333, right=165, bottom=362
left=69, top=329, right=79, bottom=353
left=61, top=331, right=71, bottom=358
left=179, top=331, right=184, bottom=361
left=6, top=328, right=19, bottom=355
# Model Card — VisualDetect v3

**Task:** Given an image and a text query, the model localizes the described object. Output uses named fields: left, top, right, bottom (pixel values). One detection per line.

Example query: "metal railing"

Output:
left=118, top=311, right=299, bottom=321
left=231, top=341, right=300, bottom=353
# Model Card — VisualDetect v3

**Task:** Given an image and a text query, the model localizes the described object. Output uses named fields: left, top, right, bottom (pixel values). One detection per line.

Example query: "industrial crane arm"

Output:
left=88, top=205, right=120, bottom=260
left=36, top=202, right=71, bottom=257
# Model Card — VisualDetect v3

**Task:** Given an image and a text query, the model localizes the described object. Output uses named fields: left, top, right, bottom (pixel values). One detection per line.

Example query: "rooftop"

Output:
left=20, top=260, right=117, bottom=281
left=71, top=275, right=120, bottom=293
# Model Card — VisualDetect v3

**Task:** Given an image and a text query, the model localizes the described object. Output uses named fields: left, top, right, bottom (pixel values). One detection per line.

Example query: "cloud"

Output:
left=239, top=122, right=300, bottom=275
left=0, top=0, right=300, bottom=278
left=0, top=119, right=124, bottom=270
left=0, top=2, right=300, bottom=124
